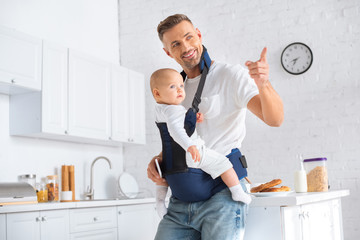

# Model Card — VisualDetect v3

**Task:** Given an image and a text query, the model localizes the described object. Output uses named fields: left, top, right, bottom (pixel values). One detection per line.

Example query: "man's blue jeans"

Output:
left=155, top=179, right=249, bottom=240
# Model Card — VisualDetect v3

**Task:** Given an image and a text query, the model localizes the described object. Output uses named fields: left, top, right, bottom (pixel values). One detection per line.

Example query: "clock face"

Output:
left=281, top=42, right=313, bottom=75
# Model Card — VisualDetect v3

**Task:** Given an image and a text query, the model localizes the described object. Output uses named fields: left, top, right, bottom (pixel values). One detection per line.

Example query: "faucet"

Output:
left=85, top=156, right=112, bottom=200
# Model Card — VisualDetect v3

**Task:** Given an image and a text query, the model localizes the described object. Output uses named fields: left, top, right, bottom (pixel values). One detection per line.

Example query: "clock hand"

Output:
left=290, top=57, right=300, bottom=66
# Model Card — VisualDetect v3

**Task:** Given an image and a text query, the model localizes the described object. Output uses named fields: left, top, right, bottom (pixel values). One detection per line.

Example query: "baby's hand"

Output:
left=187, top=145, right=200, bottom=162
left=196, top=113, right=204, bottom=123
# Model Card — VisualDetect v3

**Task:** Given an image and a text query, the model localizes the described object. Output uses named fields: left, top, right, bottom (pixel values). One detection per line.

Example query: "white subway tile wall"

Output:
left=119, top=0, right=360, bottom=239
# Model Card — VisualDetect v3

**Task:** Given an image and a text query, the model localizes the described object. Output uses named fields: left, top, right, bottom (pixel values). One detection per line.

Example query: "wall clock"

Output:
left=281, top=42, right=313, bottom=75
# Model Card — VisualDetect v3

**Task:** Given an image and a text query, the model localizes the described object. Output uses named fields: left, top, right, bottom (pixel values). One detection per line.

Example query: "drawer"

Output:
left=70, top=228, right=117, bottom=240
left=69, top=207, right=117, bottom=233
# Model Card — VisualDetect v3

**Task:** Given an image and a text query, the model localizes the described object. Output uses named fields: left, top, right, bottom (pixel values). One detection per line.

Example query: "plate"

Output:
left=118, top=172, right=139, bottom=199
left=251, top=191, right=294, bottom=197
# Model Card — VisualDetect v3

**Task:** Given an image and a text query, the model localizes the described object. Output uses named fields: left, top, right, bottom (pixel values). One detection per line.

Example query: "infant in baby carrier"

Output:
left=150, top=68, right=251, bottom=218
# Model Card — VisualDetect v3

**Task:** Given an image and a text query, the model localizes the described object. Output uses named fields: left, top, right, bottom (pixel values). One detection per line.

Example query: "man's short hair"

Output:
left=157, top=14, right=192, bottom=41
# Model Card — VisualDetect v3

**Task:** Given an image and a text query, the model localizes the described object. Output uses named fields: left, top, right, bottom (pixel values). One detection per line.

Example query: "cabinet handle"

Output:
left=118, top=211, right=122, bottom=215
left=36, top=217, right=41, bottom=222
left=42, top=216, right=47, bottom=221
left=64, top=130, right=68, bottom=134
left=11, top=78, right=16, bottom=83
left=93, top=217, right=98, bottom=222
left=109, top=136, right=112, bottom=140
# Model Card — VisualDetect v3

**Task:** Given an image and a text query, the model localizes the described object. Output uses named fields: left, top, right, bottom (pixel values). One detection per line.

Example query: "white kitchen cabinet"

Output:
left=69, top=207, right=117, bottom=239
left=41, top=42, right=68, bottom=135
left=111, top=65, right=129, bottom=142
left=6, top=209, right=69, bottom=240
left=244, top=198, right=344, bottom=240
left=117, top=203, right=158, bottom=240
left=9, top=41, right=68, bottom=137
left=111, top=67, right=146, bottom=144
left=10, top=41, right=146, bottom=146
left=68, top=50, right=111, bottom=140
left=6, top=211, right=39, bottom=240
left=0, top=26, right=42, bottom=94
left=127, top=69, right=146, bottom=144
left=0, top=214, right=6, bottom=240
left=282, top=199, right=343, bottom=240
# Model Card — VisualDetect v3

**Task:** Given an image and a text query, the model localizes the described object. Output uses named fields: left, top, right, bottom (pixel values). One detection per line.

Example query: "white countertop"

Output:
left=0, top=190, right=350, bottom=214
left=0, top=197, right=156, bottom=214
left=250, top=189, right=350, bottom=207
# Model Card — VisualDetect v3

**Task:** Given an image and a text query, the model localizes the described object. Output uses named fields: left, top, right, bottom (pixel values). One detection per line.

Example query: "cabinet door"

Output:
left=0, top=214, right=5, bottom=240
left=40, top=210, right=70, bottom=240
left=281, top=199, right=344, bottom=240
left=302, top=199, right=342, bottom=240
left=111, top=65, right=129, bottom=142
left=6, top=211, right=40, bottom=240
left=42, top=42, right=68, bottom=135
left=281, top=206, right=303, bottom=240
left=128, top=69, right=146, bottom=144
left=117, top=204, right=157, bottom=240
left=68, top=50, right=111, bottom=140
left=0, top=26, right=42, bottom=92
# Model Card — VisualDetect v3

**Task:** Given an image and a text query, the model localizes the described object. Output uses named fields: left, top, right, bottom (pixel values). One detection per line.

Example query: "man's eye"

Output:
left=172, top=43, right=179, bottom=48
left=186, top=35, right=192, bottom=40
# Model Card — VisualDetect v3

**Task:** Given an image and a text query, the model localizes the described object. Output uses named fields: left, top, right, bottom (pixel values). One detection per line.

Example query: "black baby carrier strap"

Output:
left=156, top=45, right=248, bottom=202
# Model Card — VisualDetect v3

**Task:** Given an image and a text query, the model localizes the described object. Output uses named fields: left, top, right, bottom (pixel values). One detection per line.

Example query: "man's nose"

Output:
left=182, top=41, right=191, bottom=53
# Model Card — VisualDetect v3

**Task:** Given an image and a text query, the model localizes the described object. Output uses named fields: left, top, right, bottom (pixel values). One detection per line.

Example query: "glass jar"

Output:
left=36, top=182, right=48, bottom=203
left=46, top=175, right=59, bottom=202
left=303, top=157, right=328, bottom=192
left=19, top=174, right=36, bottom=189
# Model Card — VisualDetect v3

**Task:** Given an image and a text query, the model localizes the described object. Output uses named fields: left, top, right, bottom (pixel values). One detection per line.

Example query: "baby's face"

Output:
left=156, top=71, right=186, bottom=105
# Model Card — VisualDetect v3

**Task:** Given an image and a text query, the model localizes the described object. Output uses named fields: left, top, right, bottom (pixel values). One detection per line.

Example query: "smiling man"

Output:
left=147, top=14, right=284, bottom=239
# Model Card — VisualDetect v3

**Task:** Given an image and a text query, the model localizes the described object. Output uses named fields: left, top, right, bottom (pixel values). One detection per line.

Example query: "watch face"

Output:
left=281, top=42, right=313, bottom=75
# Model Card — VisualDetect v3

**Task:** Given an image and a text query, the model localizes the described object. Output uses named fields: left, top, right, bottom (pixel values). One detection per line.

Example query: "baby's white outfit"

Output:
left=155, top=103, right=232, bottom=179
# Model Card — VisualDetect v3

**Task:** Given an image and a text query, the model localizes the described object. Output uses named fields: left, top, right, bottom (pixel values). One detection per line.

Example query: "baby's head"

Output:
left=150, top=68, right=185, bottom=105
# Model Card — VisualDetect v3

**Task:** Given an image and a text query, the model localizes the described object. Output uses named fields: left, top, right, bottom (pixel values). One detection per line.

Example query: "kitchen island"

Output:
left=245, top=189, right=349, bottom=240
left=0, top=190, right=349, bottom=240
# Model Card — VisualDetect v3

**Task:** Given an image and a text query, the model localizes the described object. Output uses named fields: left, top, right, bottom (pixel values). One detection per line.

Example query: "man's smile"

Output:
left=182, top=49, right=196, bottom=59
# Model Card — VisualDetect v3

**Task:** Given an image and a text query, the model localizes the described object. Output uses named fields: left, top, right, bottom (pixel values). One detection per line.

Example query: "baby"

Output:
left=150, top=68, right=251, bottom=218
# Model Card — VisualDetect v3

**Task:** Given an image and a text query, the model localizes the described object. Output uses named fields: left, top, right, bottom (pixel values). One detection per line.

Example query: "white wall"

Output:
left=119, top=0, right=360, bottom=239
left=0, top=0, right=124, bottom=200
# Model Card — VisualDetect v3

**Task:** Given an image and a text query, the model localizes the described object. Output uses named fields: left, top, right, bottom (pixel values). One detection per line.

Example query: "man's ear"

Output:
left=196, top=28, right=202, bottom=41
left=163, top=48, right=173, bottom=58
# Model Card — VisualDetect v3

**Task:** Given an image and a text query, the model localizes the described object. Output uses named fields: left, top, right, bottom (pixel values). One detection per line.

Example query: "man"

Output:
left=147, top=14, right=283, bottom=239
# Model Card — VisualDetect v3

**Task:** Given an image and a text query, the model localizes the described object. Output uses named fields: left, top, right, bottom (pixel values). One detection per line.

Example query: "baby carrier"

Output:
left=156, top=45, right=248, bottom=202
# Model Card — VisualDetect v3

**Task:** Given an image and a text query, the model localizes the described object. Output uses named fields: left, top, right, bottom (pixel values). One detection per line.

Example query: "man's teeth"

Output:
left=184, top=50, right=194, bottom=58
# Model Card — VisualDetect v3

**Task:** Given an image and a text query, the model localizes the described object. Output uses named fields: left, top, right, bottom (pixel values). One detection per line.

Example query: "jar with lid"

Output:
left=46, top=175, right=59, bottom=202
left=19, top=174, right=36, bottom=189
left=36, top=182, right=48, bottom=203
left=303, top=157, right=328, bottom=192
